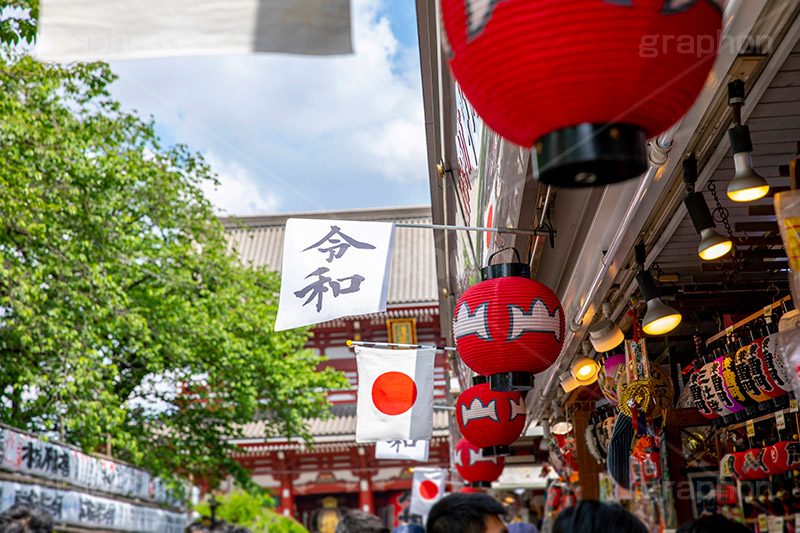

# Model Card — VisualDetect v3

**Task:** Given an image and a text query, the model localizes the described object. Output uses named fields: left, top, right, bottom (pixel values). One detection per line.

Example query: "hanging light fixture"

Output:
left=550, top=401, right=573, bottom=436
left=588, top=302, right=624, bottom=353
left=634, top=243, right=681, bottom=336
left=439, top=0, right=722, bottom=188
left=682, top=154, right=732, bottom=260
left=539, top=420, right=551, bottom=451
left=726, top=80, right=769, bottom=202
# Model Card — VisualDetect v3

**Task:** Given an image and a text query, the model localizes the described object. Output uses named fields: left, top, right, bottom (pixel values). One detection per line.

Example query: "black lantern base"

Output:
left=469, top=481, right=492, bottom=489
left=490, top=372, right=534, bottom=392
left=482, top=445, right=510, bottom=457
left=472, top=375, right=488, bottom=386
left=535, top=123, right=648, bottom=188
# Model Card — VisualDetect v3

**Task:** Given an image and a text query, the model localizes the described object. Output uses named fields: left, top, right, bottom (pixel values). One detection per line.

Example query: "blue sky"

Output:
left=107, top=0, right=430, bottom=216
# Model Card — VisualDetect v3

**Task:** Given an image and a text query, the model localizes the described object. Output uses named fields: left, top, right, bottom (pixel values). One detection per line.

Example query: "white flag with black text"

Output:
left=355, top=346, right=434, bottom=443
left=36, top=0, right=352, bottom=62
left=274, top=219, right=394, bottom=331
left=375, top=440, right=430, bottom=462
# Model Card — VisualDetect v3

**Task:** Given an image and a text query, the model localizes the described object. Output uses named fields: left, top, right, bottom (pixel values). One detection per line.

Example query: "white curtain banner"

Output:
left=36, top=0, right=352, bottom=62
left=275, top=219, right=394, bottom=331
left=375, top=440, right=430, bottom=462
left=355, top=346, right=434, bottom=443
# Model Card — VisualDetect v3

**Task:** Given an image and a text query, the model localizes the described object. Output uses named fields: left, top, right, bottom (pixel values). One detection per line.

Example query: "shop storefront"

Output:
left=418, top=0, right=800, bottom=530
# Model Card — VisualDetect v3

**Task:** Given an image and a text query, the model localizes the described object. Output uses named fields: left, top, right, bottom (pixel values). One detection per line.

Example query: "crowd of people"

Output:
left=333, top=494, right=753, bottom=533
left=0, top=495, right=755, bottom=532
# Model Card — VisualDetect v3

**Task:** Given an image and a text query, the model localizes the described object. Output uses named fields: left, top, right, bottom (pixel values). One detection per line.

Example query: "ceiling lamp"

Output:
left=588, top=302, right=624, bottom=353
left=440, top=0, right=722, bottom=187
left=539, top=420, right=551, bottom=451
left=550, top=401, right=573, bottom=436
left=572, top=357, right=599, bottom=383
left=453, top=251, right=564, bottom=391
left=682, top=154, right=733, bottom=261
left=726, top=80, right=769, bottom=202
left=634, top=244, right=681, bottom=336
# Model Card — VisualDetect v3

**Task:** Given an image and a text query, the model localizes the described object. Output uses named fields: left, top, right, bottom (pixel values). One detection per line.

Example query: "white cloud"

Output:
left=108, top=0, right=429, bottom=214
left=201, top=152, right=281, bottom=216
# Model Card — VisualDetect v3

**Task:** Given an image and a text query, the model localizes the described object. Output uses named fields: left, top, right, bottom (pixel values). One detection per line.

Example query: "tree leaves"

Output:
left=0, top=51, right=347, bottom=489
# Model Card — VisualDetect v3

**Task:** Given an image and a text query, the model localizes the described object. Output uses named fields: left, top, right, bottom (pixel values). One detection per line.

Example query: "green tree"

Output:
left=0, top=13, right=346, bottom=487
left=195, top=489, right=308, bottom=533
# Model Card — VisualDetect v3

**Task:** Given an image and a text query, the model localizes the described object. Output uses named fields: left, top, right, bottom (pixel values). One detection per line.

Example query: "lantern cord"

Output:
left=346, top=339, right=458, bottom=352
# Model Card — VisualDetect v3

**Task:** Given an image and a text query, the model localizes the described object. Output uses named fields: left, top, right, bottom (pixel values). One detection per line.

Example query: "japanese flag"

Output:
left=356, top=347, right=434, bottom=443
left=375, top=440, right=430, bottom=462
left=409, top=467, right=446, bottom=518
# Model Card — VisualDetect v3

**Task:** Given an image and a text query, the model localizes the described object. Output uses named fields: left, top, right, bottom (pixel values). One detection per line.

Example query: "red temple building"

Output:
left=221, top=206, right=452, bottom=530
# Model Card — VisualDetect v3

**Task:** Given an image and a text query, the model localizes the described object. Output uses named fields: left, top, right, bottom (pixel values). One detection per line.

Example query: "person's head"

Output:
left=336, top=511, right=389, bottom=533
left=0, top=505, right=54, bottom=533
left=426, top=493, right=507, bottom=533
left=676, top=514, right=750, bottom=533
left=552, top=500, right=646, bottom=533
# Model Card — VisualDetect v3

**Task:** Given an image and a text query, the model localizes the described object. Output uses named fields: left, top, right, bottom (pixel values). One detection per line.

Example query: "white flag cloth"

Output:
left=409, top=467, right=446, bottom=518
left=35, top=0, right=352, bottom=62
left=274, top=219, right=394, bottom=331
left=355, top=347, right=434, bottom=443
left=375, top=440, right=430, bottom=462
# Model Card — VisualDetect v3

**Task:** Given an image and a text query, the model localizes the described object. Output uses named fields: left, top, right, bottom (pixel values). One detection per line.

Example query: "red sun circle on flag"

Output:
left=372, top=371, right=418, bottom=415
left=419, top=480, right=439, bottom=500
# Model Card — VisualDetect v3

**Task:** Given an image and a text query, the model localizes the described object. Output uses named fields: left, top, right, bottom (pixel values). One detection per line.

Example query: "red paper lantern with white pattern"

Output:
left=453, top=259, right=564, bottom=391
left=456, top=382, right=527, bottom=456
left=455, top=438, right=505, bottom=488
left=440, top=0, right=722, bottom=188
left=763, top=441, right=800, bottom=475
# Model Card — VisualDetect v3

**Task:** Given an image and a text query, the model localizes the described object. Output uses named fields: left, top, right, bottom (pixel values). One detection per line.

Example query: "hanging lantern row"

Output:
left=456, top=382, right=526, bottom=456
left=688, top=332, right=791, bottom=420
left=721, top=441, right=800, bottom=481
left=453, top=251, right=564, bottom=392
left=441, top=0, right=723, bottom=188
left=454, top=438, right=505, bottom=488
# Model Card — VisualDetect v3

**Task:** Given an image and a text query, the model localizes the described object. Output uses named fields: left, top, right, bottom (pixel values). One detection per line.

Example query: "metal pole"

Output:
left=346, top=339, right=457, bottom=352
left=394, top=222, right=551, bottom=237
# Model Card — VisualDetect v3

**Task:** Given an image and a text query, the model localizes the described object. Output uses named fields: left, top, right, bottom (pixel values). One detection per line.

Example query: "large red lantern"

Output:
left=453, top=259, right=564, bottom=391
left=763, top=441, right=800, bottom=475
left=456, top=382, right=527, bottom=456
left=731, top=448, right=770, bottom=481
left=455, top=438, right=505, bottom=488
left=441, top=0, right=722, bottom=187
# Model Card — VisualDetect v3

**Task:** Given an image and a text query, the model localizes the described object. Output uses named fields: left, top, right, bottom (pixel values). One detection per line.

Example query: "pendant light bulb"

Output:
left=571, top=357, right=599, bottom=382
left=698, top=228, right=733, bottom=260
left=550, top=401, right=573, bottom=436
left=727, top=125, right=769, bottom=202
left=642, top=298, right=683, bottom=336
left=588, top=302, right=624, bottom=352
left=682, top=156, right=732, bottom=261
left=635, top=270, right=682, bottom=336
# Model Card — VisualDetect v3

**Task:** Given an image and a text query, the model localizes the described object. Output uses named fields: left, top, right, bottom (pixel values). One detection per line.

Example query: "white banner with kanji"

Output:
left=36, top=0, right=352, bottom=62
left=375, top=440, right=430, bottom=462
left=409, top=467, right=446, bottom=518
left=274, top=219, right=394, bottom=331
left=355, top=347, right=434, bottom=443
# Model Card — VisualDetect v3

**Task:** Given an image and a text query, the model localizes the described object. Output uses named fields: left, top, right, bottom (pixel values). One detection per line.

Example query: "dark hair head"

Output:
left=426, top=493, right=505, bottom=533
left=0, top=504, right=54, bottom=533
left=336, top=511, right=389, bottom=533
left=676, top=514, right=750, bottom=533
left=552, top=500, right=646, bottom=533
